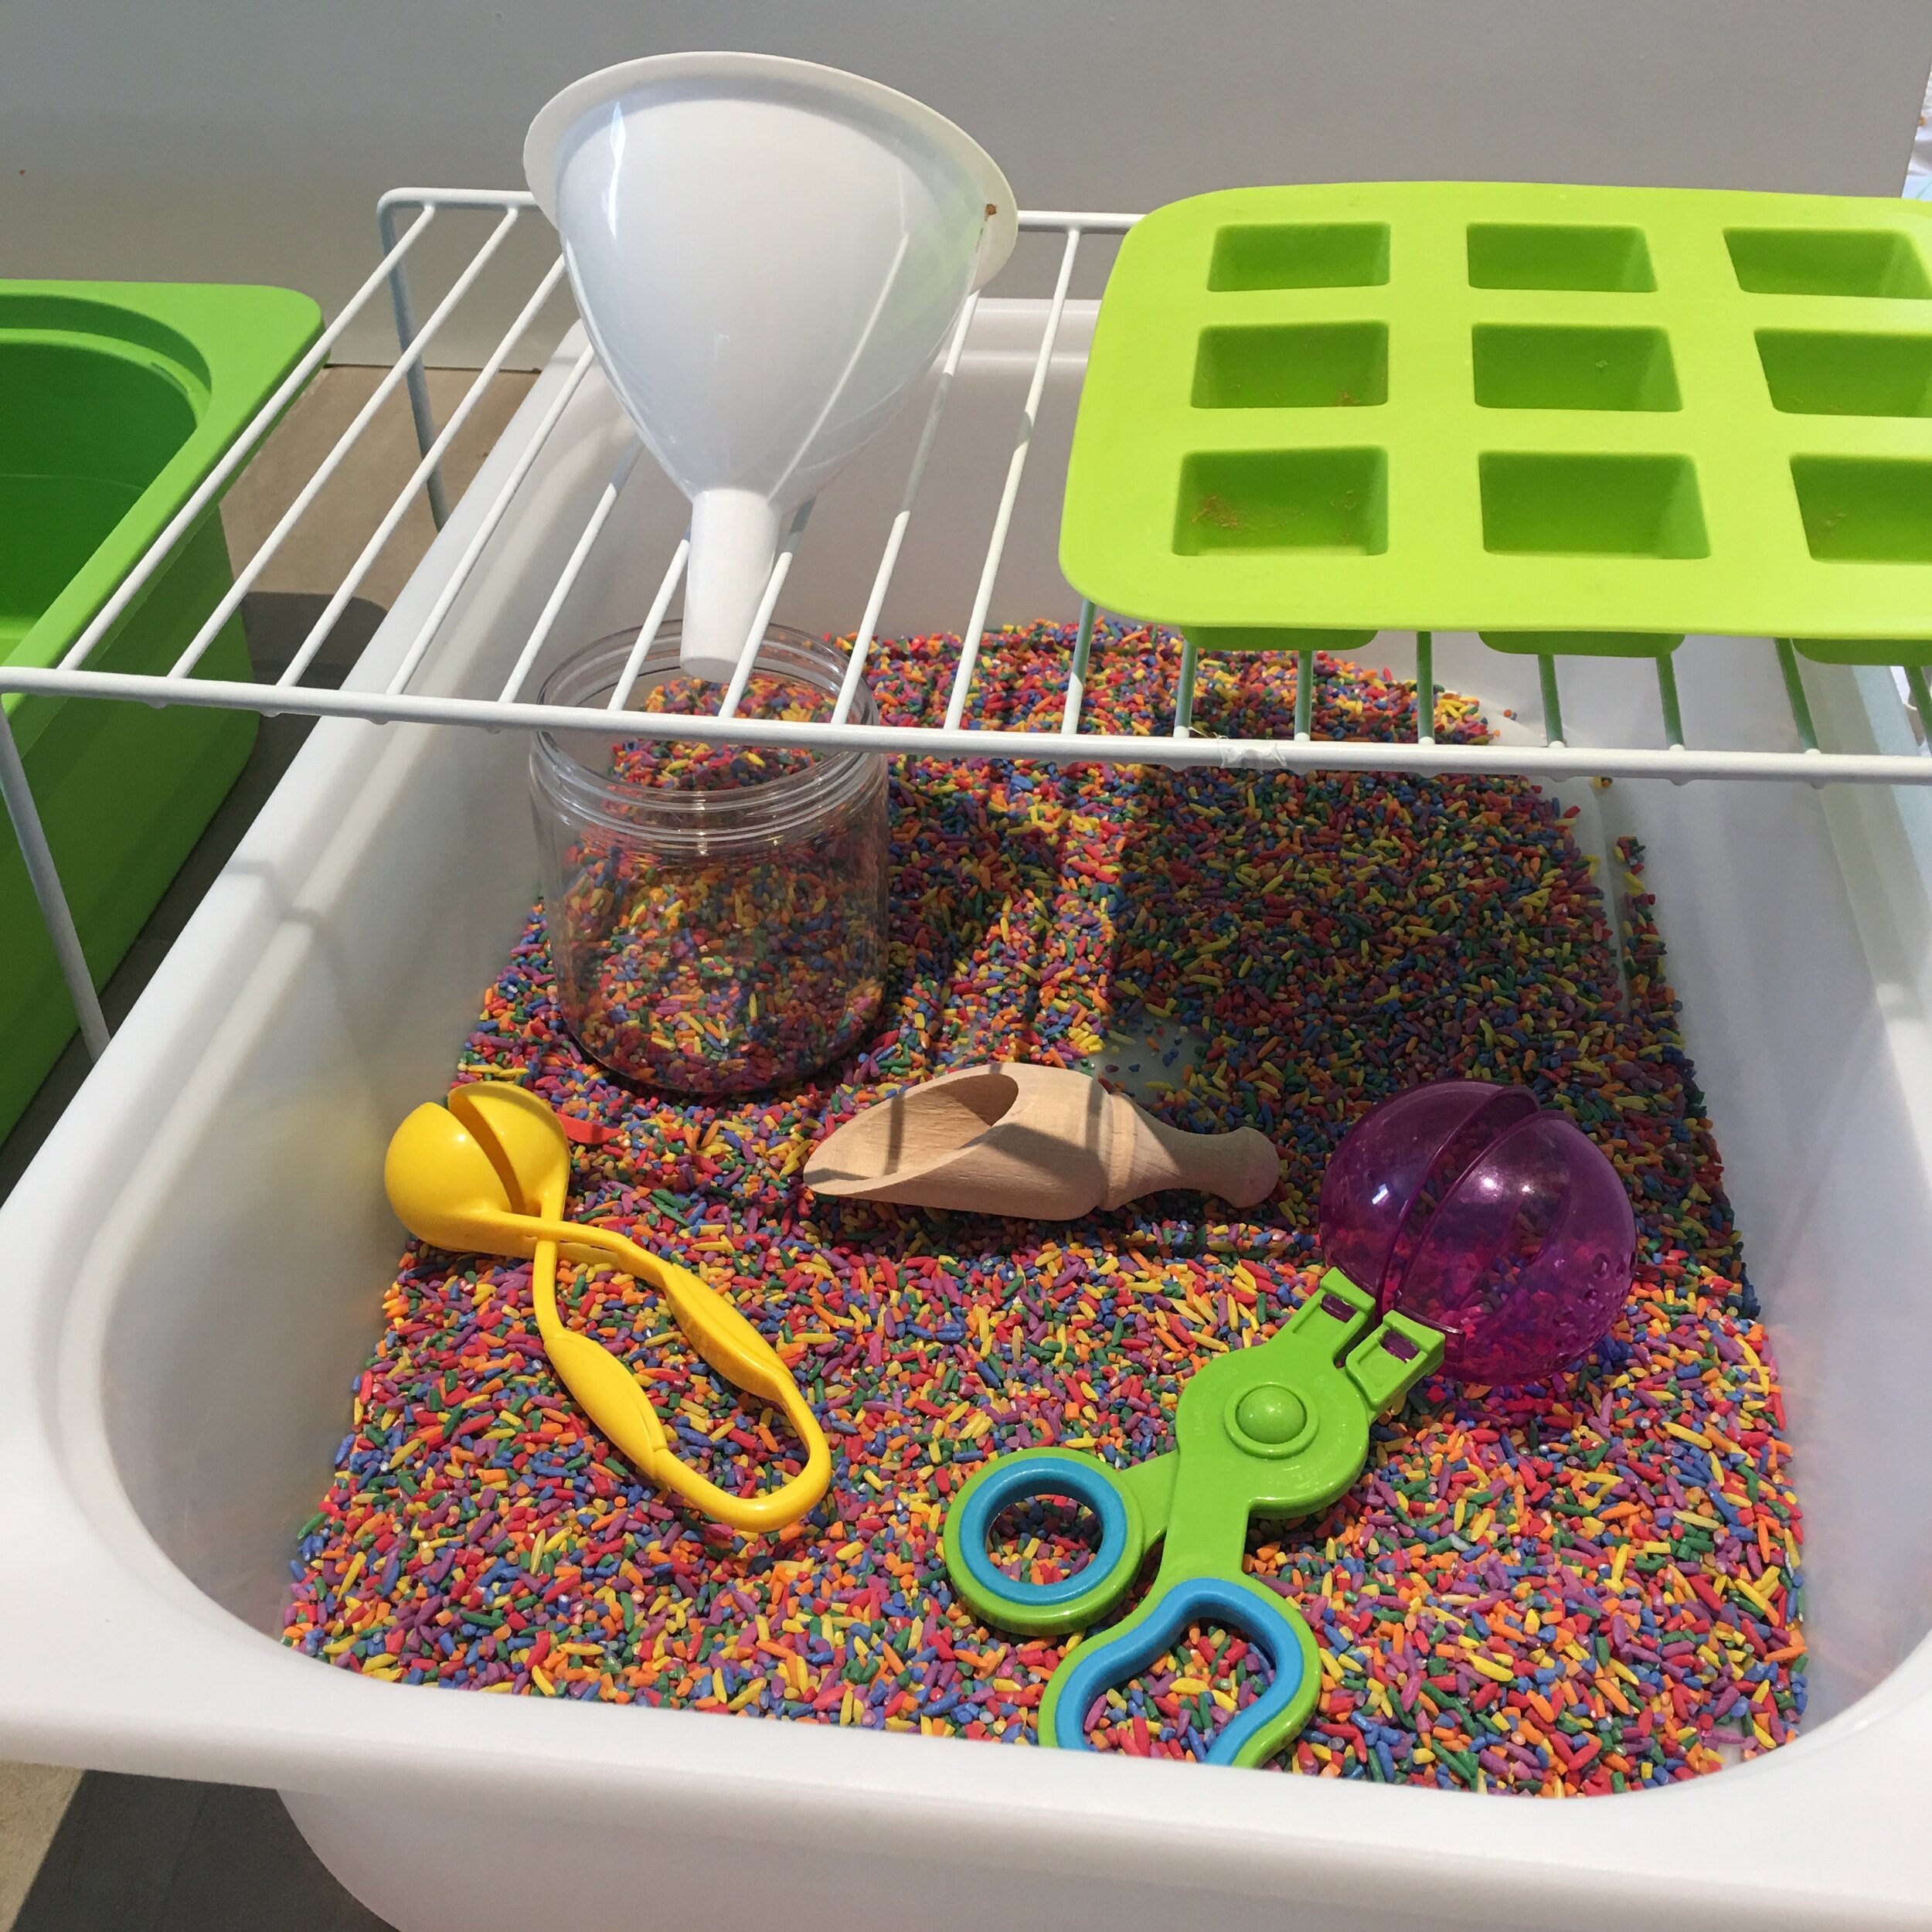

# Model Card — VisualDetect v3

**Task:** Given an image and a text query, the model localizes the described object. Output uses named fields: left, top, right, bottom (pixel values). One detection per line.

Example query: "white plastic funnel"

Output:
left=526, top=54, right=1017, bottom=680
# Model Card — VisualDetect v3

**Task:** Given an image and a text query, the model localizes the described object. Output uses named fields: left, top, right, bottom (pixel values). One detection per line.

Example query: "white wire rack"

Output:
left=5, top=185, right=1932, bottom=1060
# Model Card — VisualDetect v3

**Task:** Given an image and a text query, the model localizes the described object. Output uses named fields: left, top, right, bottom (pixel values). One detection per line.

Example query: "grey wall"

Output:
left=8, top=0, right=1931, bottom=362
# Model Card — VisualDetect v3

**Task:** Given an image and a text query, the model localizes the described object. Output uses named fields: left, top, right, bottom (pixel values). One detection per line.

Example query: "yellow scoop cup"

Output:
left=383, top=1082, right=831, bottom=1535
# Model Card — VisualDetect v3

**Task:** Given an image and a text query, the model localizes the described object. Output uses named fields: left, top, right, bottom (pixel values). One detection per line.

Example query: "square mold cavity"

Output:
left=1174, top=447, right=1389, bottom=555
left=1479, top=452, right=1709, bottom=558
left=1726, top=228, right=1932, bottom=300
left=1466, top=224, right=1655, bottom=293
left=1207, top=223, right=1390, bottom=291
left=1192, top=321, right=1388, bottom=409
left=1791, top=455, right=1932, bottom=562
left=1472, top=323, right=1680, bottom=411
left=1755, top=330, right=1932, bottom=417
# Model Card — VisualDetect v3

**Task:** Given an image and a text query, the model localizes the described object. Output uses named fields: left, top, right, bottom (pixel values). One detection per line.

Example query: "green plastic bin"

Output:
left=0, top=281, right=322, bottom=1138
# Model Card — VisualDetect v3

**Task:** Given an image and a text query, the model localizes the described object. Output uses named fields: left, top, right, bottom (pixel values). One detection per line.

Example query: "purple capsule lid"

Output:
left=1318, top=1080, right=1635, bottom=1384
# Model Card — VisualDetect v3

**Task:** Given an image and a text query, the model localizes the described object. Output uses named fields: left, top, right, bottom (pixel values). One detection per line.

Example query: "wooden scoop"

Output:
left=802, top=1062, right=1280, bottom=1220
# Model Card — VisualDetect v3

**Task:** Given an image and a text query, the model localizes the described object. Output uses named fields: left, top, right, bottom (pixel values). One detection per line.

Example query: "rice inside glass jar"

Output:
left=529, top=624, right=889, bottom=1094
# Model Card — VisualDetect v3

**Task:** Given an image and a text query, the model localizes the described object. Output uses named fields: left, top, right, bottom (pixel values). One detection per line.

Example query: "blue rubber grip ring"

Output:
left=1050, top=1577, right=1307, bottom=1765
left=953, top=1456, right=1131, bottom=1611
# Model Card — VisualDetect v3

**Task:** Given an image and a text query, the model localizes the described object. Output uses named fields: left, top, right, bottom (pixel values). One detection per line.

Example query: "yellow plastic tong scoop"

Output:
left=383, top=1083, right=830, bottom=1535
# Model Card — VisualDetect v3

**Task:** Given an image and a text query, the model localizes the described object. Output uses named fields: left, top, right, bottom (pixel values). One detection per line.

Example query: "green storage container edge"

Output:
left=1, top=280, right=323, bottom=752
left=0, top=527, right=260, bottom=1138
left=0, top=281, right=318, bottom=1137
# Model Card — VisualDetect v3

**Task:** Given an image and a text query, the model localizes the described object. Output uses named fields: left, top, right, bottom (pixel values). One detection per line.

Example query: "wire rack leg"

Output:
left=1060, top=600, right=1097, bottom=736
left=1539, top=654, right=1566, bottom=749
left=1905, top=662, right=1932, bottom=747
left=1172, top=631, right=1199, bottom=738
left=1655, top=653, right=1685, bottom=749
left=0, top=706, right=108, bottom=1058
left=379, top=199, right=451, bottom=529
left=1774, top=638, right=1820, bottom=752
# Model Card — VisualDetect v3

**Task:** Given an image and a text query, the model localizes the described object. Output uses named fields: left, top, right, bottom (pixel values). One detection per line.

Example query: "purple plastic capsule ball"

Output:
left=1318, top=1080, right=1635, bottom=1384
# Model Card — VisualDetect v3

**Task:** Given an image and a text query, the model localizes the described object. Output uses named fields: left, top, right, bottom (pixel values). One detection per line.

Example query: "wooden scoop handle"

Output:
left=1107, top=1110, right=1280, bottom=1212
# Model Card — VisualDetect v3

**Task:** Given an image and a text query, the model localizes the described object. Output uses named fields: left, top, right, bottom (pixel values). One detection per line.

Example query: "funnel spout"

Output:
left=681, top=489, right=783, bottom=681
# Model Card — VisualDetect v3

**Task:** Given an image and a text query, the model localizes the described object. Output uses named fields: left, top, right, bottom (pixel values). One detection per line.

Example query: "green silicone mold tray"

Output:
left=1059, top=182, right=1932, bottom=656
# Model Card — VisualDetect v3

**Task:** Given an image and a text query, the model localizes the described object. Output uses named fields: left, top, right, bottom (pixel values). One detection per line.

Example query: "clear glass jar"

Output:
left=529, top=624, right=889, bottom=1095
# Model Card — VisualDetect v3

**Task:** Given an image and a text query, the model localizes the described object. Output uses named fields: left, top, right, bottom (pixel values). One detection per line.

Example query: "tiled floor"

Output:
left=220, top=365, right=536, bottom=606
left=0, top=363, right=533, bottom=1932
left=0, top=1772, right=80, bottom=1931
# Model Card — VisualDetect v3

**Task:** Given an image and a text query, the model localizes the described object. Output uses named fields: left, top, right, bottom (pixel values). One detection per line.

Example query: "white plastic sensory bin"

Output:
left=3, top=293, right=1932, bottom=1930
left=5, top=49, right=1932, bottom=1930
